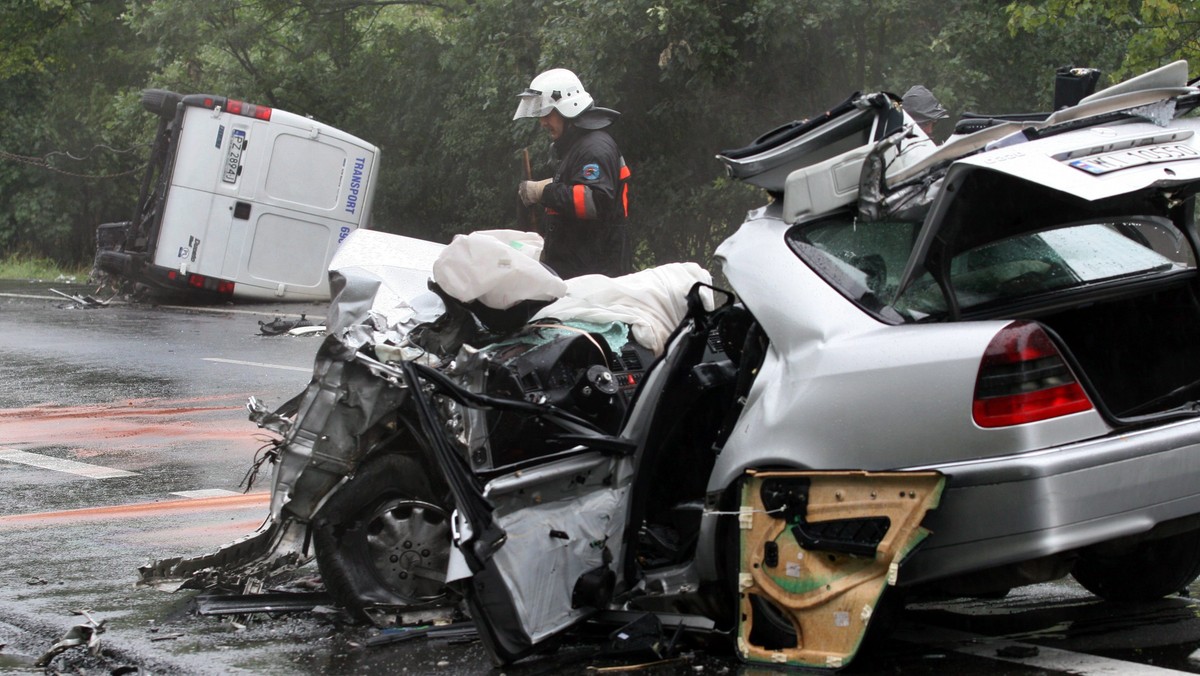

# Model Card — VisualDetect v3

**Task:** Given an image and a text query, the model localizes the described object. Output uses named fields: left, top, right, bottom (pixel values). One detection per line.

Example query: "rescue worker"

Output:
left=901, top=85, right=949, bottom=138
left=514, top=68, right=630, bottom=278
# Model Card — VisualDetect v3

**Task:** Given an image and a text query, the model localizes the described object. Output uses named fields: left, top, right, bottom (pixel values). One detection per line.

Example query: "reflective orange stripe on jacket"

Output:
left=620, top=162, right=631, bottom=218
left=572, top=184, right=597, bottom=220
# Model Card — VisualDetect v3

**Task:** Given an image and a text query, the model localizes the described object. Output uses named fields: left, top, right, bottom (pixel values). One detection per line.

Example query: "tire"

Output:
left=140, top=89, right=182, bottom=118
left=313, top=453, right=454, bottom=616
left=1072, top=527, right=1200, bottom=602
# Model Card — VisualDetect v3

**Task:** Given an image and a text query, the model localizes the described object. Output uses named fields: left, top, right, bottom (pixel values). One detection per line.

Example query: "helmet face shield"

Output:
left=513, top=91, right=553, bottom=120
left=513, top=68, right=594, bottom=120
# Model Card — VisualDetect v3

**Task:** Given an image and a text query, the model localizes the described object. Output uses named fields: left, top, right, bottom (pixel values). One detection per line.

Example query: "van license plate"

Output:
left=223, top=129, right=246, bottom=184
left=1068, top=143, right=1199, bottom=175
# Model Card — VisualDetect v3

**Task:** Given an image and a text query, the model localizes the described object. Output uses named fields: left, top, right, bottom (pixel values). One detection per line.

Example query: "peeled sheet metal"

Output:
left=736, top=470, right=944, bottom=669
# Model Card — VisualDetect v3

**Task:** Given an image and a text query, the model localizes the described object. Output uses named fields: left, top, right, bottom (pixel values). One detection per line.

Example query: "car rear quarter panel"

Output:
left=710, top=214, right=1110, bottom=491
left=901, top=417, right=1200, bottom=583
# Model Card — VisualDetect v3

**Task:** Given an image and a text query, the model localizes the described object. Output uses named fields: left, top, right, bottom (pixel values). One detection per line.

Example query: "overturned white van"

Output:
left=94, top=89, right=379, bottom=301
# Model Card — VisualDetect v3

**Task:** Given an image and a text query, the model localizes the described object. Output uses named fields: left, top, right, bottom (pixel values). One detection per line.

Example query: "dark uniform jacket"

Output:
left=540, top=118, right=630, bottom=278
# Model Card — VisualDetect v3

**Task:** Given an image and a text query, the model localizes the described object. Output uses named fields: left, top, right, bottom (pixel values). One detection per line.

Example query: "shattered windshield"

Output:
left=896, top=216, right=1197, bottom=318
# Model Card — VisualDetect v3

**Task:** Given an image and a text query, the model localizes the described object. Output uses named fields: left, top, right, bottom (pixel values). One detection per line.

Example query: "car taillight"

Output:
left=973, top=321, right=1093, bottom=428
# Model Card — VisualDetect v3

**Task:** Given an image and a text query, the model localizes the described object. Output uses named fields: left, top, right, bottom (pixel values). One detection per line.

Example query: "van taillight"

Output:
left=186, top=273, right=235, bottom=295
left=226, top=98, right=272, bottom=120
left=199, top=96, right=272, bottom=121
left=973, top=321, right=1092, bottom=428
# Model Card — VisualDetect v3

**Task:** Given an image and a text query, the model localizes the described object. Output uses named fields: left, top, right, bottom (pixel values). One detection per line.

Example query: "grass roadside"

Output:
left=0, top=254, right=91, bottom=282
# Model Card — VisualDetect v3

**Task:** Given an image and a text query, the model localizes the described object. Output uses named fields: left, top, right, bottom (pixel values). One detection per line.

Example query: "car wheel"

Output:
left=1072, top=527, right=1200, bottom=602
left=140, top=89, right=182, bottom=118
left=313, top=453, right=454, bottom=616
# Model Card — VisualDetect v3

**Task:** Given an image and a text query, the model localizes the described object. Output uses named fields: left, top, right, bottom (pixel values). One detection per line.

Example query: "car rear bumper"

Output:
left=898, top=416, right=1200, bottom=585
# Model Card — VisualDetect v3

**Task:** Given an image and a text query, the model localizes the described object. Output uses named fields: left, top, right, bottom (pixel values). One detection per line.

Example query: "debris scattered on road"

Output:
left=287, top=324, right=326, bottom=337
left=195, top=591, right=334, bottom=616
left=34, top=609, right=105, bottom=667
left=363, top=620, right=478, bottom=648
left=49, top=288, right=112, bottom=308
left=258, top=314, right=313, bottom=336
left=362, top=604, right=459, bottom=629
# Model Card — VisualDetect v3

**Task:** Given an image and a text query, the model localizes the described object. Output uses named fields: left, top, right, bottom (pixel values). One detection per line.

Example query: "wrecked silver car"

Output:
left=147, top=60, right=1200, bottom=669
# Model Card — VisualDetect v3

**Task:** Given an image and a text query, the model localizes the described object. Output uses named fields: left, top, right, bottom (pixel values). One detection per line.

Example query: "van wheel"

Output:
left=140, top=89, right=182, bottom=118
left=1072, top=527, right=1200, bottom=602
left=313, top=453, right=454, bottom=617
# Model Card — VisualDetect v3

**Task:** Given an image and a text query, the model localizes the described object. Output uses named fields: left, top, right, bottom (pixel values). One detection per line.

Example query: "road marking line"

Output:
left=203, top=357, right=310, bottom=372
left=172, top=489, right=240, bottom=499
left=896, top=625, right=1183, bottom=674
left=0, top=292, right=64, bottom=301
left=0, top=447, right=137, bottom=479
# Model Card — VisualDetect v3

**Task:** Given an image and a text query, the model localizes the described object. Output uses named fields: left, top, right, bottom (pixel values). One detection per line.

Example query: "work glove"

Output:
left=518, top=178, right=552, bottom=206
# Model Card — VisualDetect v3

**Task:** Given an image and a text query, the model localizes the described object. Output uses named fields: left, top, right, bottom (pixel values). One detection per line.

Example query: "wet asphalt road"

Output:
left=7, top=279, right=1200, bottom=674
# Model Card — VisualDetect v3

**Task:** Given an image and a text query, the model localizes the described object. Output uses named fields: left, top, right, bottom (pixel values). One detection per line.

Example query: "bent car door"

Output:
left=406, top=309, right=708, bottom=665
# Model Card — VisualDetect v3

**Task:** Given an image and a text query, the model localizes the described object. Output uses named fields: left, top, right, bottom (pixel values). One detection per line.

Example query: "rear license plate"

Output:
left=1068, top=143, right=1199, bottom=175
left=222, top=129, right=246, bottom=184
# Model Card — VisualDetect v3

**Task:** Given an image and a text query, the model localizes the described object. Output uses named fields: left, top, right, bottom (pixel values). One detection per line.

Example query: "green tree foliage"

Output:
left=0, top=0, right=1186, bottom=270
left=0, top=0, right=155, bottom=263
left=1008, top=0, right=1200, bottom=80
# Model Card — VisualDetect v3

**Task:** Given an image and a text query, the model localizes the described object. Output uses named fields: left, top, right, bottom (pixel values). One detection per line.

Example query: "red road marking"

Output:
left=0, top=396, right=267, bottom=459
left=0, top=492, right=270, bottom=525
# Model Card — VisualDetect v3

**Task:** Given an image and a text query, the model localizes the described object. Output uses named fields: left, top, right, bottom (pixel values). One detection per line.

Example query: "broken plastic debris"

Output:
left=363, top=621, right=477, bottom=648
left=195, top=591, right=334, bottom=616
left=49, top=288, right=112, bottom=307
left=34, top=611, right=105, bottom=667
left=288, top=324, right=326, bottom=336
left=258, top=313, right=313, bottom=336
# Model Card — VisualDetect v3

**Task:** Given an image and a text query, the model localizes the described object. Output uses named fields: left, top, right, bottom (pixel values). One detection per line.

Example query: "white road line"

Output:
left=896, top=625, right=1185, bottom=675
left=0, top=292, right=63, bottom=301
left=203, top=357, right=310, bottom=372
left=0, top=447, right=137, bottom=479
left=171, top=489, right=240, bottom=499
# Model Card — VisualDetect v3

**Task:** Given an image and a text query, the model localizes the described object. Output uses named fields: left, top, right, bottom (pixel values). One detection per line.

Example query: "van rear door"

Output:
left=153, top=97, right=378, bottom=300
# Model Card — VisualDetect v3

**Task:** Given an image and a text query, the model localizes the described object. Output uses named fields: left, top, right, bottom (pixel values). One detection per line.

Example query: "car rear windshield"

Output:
left=898, top=216, right=1196, bottom=318
left=787, top=214, right=1197, bottom=322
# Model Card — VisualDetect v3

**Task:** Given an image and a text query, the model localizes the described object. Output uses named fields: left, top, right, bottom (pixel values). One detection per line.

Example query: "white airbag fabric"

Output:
left=533, top=262, right=713, bottom=355
left=432, top=229, right=566, bottom=310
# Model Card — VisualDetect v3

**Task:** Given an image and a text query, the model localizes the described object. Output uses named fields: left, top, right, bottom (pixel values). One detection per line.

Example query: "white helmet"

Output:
left=513, top=68, right=594, bottom=120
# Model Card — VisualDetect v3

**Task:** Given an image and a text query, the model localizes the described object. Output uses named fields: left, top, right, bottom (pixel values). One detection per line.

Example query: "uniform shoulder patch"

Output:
left=580, top=163, right=602, bottom=181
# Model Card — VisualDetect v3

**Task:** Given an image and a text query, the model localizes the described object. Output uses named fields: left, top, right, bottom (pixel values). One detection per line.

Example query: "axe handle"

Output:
left=522, top=148, right=539, bottom=234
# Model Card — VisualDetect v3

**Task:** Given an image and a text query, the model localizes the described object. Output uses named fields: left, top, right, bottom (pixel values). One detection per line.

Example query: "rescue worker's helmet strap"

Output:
left=513, top=68, right=595, bottom=120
